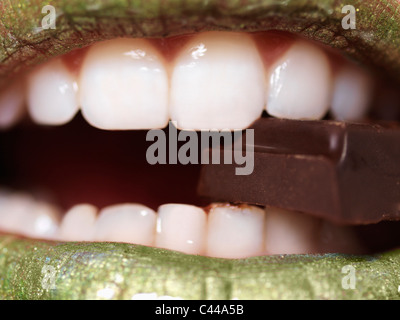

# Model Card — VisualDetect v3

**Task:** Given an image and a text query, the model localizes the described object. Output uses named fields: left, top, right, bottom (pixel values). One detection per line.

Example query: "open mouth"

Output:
left=1, top=0, right=400, bottom=300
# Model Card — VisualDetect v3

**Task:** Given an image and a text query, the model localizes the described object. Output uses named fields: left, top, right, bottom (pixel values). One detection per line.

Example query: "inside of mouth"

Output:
left=0, top=114, right=400, bottom=258
left=0, top=114, right=206, bottom=210
left=0, top=30, right=399, bottom=259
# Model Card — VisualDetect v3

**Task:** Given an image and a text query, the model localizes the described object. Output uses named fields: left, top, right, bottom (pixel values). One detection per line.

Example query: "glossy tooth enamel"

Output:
left=155, top=204, right=207, bottom=255
left=59, top=204, right=98, bottom=241
left=19, top=33, right=374, bottom=130
left=79, top=38, right=169, bottom=130
left=170, top=32, right=265, bottom=130
left=264, top=208, right=319, bottom=255
left=0, top=81, right=25, bottom=129
left=206, top=205, right=265, bottom=259
left=331, top=65, right=373, bottom=121
left=266, top=41, right=332, bottom=120
left=27, top=58, right=79, bottom=125
left=93, top=204, right=156, bottom=245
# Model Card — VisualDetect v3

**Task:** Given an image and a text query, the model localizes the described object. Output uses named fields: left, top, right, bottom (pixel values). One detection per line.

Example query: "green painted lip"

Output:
left=0, top=234, right=399, bottom=299
left=1, top=0, right=400, bottom=88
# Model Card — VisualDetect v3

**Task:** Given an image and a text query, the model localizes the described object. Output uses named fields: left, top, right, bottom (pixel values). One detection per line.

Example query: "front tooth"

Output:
left=93, top=204, right=156, bottom=245
left=27, top=58, right=79, bottom=125
left=266, top=41, right=332, bottom=120
left=170, top=32, right=265, bottom=130
left=0, top=81, right=25, bottom=129
left=155, top=204, right=207, bottom=255
left=79, top=38, right=169, bottom=130
left=59, top=204, right=98, bottom=241
left=264, top=207, right=320, bottom=255
left=330, top=66, right=373, bottom=121
left=206, top=204, right=265, bottom=259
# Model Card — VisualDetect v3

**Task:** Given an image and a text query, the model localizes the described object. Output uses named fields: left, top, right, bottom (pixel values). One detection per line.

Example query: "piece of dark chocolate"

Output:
left=197, top=118, right=400, bottom=225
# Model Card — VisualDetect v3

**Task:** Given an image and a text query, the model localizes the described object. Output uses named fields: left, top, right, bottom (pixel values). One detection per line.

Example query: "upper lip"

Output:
left=1, top=0, right=400, bottom=88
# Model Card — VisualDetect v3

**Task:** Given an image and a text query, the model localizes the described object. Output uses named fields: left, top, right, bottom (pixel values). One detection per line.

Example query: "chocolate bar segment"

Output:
left=197, top=118, right=400, bottom=225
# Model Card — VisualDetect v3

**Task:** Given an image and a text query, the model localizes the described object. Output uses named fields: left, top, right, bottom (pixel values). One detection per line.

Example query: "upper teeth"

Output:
left=2, top=31, right=374, bottom=130
left=266, top=41, right=332, bottom=120
left=79, top=39, right=169, bottom=130
left=170, top=32, right=265, bottom=130
left=330, top=65, right=373, bottom=121
left=27, top=58, right=79, bottom=125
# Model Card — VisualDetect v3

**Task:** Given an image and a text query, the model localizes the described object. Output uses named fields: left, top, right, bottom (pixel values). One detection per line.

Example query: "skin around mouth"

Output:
left=1, top=0, right=400, bottom=300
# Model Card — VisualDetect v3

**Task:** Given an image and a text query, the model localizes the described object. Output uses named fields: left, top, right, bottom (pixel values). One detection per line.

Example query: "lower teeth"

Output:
left=0, top=188, right=365, bottom=259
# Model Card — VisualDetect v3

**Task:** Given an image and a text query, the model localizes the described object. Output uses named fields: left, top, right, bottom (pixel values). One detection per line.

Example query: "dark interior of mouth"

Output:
left=0, top=114, right=208, bottom=210
left=0, top=113, right=399, bottom=255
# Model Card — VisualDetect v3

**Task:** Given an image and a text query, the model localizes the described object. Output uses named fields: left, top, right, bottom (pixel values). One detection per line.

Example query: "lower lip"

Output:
left=1, top=234, right=399, bottom=299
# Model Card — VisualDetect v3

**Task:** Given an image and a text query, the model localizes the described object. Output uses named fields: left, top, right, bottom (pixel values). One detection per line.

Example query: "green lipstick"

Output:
left=0, top=234, right=399, bottom=299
